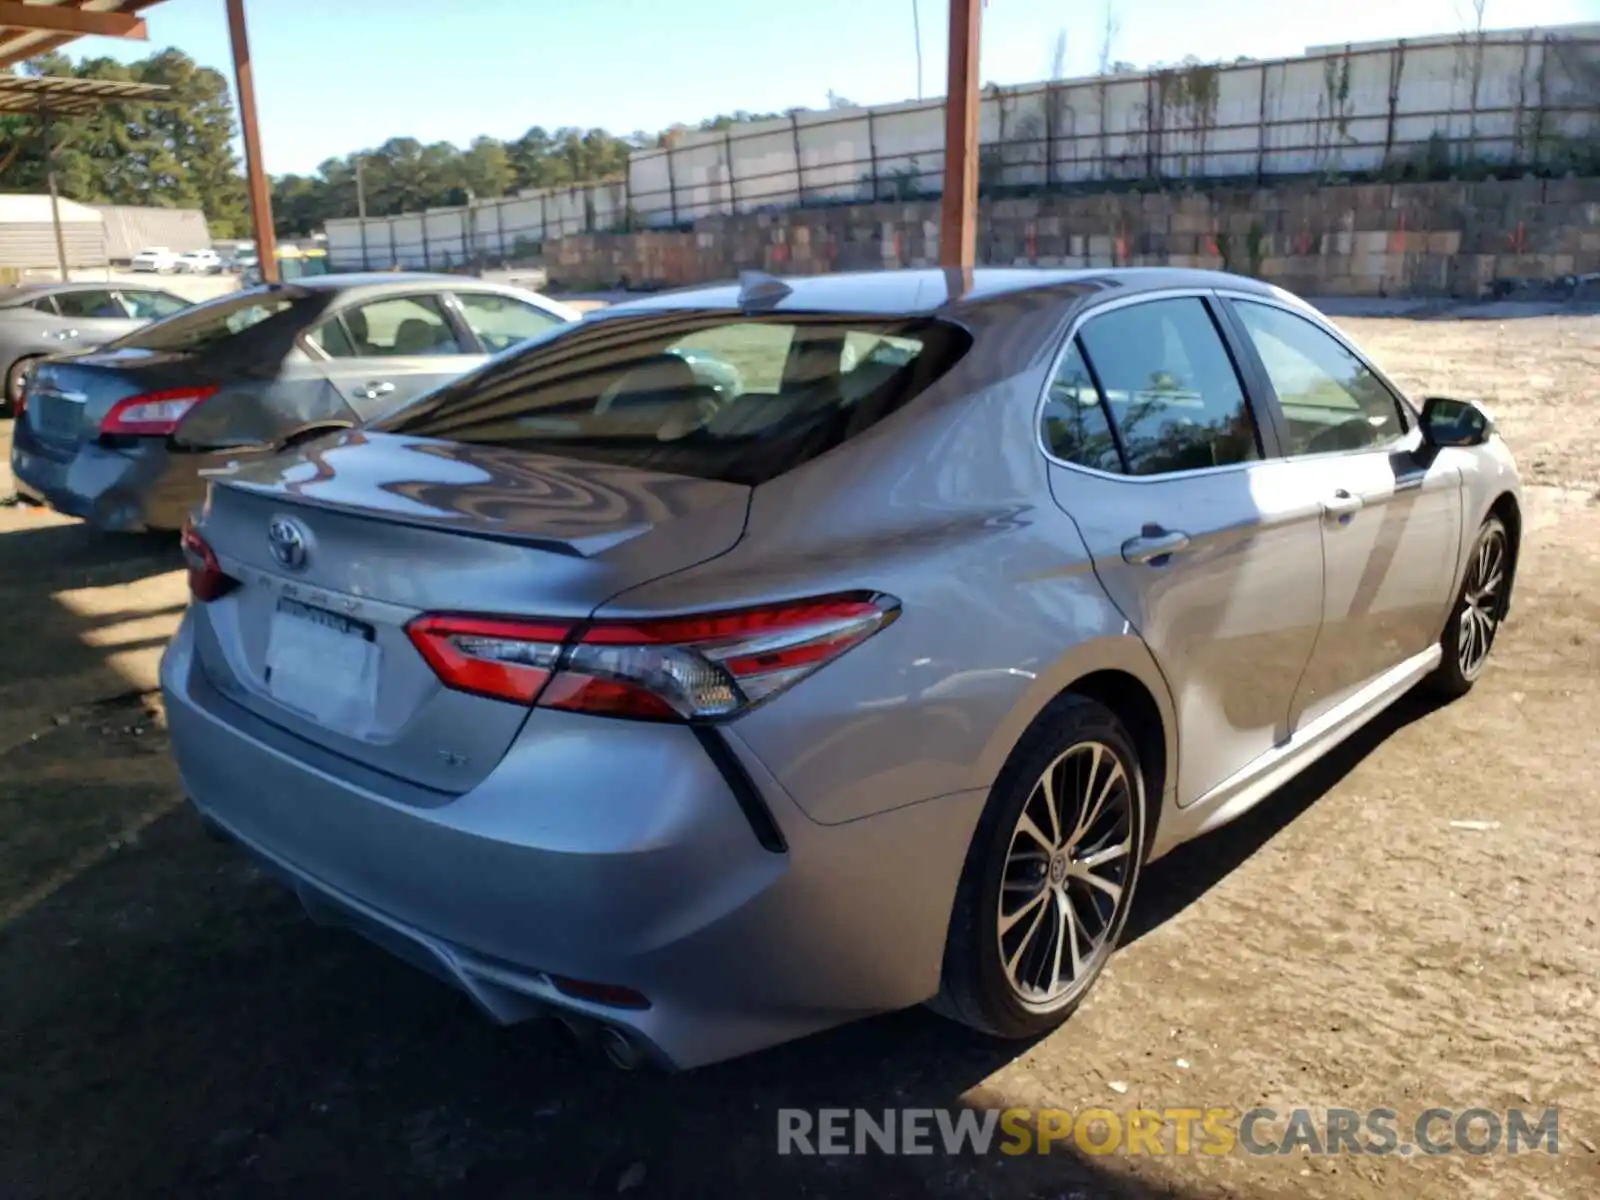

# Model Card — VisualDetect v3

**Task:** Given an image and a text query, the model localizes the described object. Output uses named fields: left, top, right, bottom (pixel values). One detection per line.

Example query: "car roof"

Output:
left=0, top=281, right=163, bottom=300
left=271, top=274, right=567, bottom=311
left=289, top=271, right=469, bottom=291
left=603, top=267, right=1287, bottom=320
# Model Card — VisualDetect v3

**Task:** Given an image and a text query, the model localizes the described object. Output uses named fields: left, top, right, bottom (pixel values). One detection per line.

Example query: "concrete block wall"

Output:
left=534, top=177, right=1600, bottom=299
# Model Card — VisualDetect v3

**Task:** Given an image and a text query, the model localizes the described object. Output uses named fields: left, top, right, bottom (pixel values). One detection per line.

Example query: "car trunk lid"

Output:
left=187, top=429, right=751, bottom=794
left=23, top=350, right=196, bottom=449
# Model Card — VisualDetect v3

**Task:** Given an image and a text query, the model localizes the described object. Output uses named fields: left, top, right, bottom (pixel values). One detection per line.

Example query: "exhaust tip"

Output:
left=598, top=1026, right=645, bottom=1072
left=553, top=1012, right=595, bottom=1045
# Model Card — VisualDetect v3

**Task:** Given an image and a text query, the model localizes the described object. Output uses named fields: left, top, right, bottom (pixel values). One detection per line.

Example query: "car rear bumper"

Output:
left=10, top=419, right=204, bottom=532
left=160, top=615, right=987, bottom=1069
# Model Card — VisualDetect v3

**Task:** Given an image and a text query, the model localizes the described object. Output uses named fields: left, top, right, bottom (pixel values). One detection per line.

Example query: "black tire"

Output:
left=933, top=694, right=1147, bottom=1039
left=1426, top=515, right=1511, bottom=700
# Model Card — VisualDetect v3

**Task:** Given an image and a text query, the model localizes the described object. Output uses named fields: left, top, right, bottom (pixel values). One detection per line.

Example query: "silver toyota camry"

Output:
left=162, top=268, right=1522, bottom=1070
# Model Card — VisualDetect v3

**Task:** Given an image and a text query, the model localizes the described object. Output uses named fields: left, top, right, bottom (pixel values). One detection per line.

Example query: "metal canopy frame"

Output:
left=0, top=1, right=161, bottom=70
left=0, top=71, right=171, bottom=279
left=0, top=72, right=166, bottom=115
left=0, top=0, right=279, bottom=282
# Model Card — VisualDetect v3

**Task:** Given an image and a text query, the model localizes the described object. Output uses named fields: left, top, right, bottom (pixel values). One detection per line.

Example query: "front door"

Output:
left=1041, top=294, right=1327, bottom=807
left=1222, top=298, right=1462, bottom=729
left=308, top=293, right=486, bottom=422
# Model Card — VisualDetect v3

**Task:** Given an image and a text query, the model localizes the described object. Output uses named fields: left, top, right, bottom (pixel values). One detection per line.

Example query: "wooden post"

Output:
left=939, top=0, right=982, bottom=270
left=665, top=147, right=679, bottom=225
left=790, top=111, right=806, bottom=206
left=226, top=0, right=278, bottom=282
left=355, top=155, right=370, bottom=269
left=1045, top=83, right=1056, bottom=191
left=1257, top=62, right=1270, bottom=184
left=39, top=106, right=69, bottom=282
left=865, top=109, right=879, bottom=200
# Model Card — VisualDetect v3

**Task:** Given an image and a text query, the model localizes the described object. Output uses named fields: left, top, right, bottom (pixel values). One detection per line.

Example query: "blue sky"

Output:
left=71, top=0, right=1600, bottom=175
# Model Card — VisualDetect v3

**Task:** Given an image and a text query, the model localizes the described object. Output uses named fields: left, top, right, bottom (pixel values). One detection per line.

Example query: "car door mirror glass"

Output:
left=1420, top=396, right=1492, bottom=448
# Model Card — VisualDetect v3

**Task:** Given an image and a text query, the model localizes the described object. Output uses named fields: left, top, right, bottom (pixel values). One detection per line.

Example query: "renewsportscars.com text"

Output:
left=776, top=1106, right=1561, bottom=1158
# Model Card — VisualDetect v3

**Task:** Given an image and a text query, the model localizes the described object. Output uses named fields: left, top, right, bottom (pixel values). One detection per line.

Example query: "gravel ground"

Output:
left=1, top=310, right=1596, bottom=1199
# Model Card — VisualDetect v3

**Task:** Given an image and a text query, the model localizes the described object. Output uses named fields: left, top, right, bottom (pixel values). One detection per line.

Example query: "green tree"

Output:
left=0, top=47, right=248, bottom=236
left=457, top=135, right=515, bottom=200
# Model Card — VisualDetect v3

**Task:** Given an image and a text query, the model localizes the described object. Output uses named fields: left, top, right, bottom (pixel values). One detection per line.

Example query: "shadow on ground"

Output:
left=1, top=806, right=1253, bottom=1200
left=0, top=506, right=1370, bottom=1200
left=1125, top=691, right=1445, bottom=945
left=0, top=511, right=1243, bottom=1200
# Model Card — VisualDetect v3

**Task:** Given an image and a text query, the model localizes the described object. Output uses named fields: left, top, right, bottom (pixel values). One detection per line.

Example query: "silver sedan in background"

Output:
left=164, top=268, right=1521, bottom=1071
left=10, top=273, right=579, bottom=531
left=1, top=282, right=190, bottom=413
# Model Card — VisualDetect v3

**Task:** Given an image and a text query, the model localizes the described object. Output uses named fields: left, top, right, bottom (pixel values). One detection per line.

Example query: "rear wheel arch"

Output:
left=977, top=639, right=1176, bottom=830
left=1063, top=669, right=1168, bottom=853
left=278, top=421, right=353, bottom=450
left=1487, top=492, right=1522, bottom=615
left=933, top=678, right=1160, bottom=1036
left=4, top=352, right=45, bottom=405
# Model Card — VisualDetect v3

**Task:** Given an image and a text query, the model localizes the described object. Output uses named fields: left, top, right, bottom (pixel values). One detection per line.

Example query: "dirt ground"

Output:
left=1, top=311, right=1597, bottom=1199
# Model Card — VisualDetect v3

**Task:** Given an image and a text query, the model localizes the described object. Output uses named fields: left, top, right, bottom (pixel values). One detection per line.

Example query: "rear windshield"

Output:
left=379, top=311, right=972, bottom=486
left=112, top=288, right=320, bottom=354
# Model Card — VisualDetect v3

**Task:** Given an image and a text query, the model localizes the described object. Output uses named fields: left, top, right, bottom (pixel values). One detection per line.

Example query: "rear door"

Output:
left=1041, top=293, right=1328, bottom=807
left=309, top=293, right=488, bottom=421
left=1221, top=296, right=1462, bottom=729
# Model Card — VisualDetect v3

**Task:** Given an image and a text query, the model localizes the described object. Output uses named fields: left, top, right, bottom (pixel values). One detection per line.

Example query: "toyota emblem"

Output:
left=268, top=515, right=309, bottom=571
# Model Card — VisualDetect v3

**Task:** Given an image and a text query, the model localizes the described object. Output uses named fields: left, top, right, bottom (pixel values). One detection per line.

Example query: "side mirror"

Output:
left=1420, top=395, right=1494, bottom=449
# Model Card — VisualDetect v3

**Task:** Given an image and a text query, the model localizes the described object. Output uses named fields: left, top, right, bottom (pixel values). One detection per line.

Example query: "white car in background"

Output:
left=175, top=249, right=222, bottom=274
left=130, top=247, right=180, bottom=273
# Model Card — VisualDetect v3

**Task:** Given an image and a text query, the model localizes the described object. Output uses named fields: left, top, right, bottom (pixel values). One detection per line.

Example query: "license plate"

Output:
left=264, top=599, right=381, bottom=731
left=32, top=395, right=82, bottom=440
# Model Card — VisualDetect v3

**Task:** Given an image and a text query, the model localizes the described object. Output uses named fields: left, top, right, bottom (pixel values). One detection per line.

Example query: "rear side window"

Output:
left=381, top=312, right=972, bottom=486
left=116, top=290, right=310, bottom=353
left=309, top=316, right=357, bottom=358
left=1073, top=298, right=1261, bottom=476
left=1041, top=342, right=1122, bottom=472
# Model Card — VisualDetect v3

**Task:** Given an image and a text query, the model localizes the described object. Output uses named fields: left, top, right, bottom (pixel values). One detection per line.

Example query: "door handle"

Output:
left=1121, top=527, right=1191, bottom=565
left=45, top=328, right=79, bottom=340
left=1323, top=489, right=1365, bottom=523
left=355, top=380, right=396, bottom=401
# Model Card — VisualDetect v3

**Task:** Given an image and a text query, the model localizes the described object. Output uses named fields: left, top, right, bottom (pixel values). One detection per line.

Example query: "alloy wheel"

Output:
left=997, top=741, right=1136, bottom=1009
left=1458, top=527, right=1507, bottom=680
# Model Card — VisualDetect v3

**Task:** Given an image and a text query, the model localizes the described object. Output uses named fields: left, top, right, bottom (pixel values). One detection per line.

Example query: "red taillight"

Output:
left=547, top=975, right=650, bottom=1010
left=406, top=614, right=572, bottom=703
left=180, top=517, right=236, bottom=602
left=405, top=592, right=899, bottom=720
left=101, top=385, right=218, bottom=436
